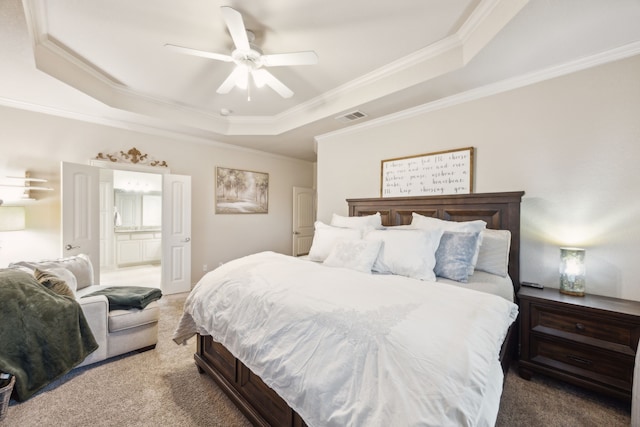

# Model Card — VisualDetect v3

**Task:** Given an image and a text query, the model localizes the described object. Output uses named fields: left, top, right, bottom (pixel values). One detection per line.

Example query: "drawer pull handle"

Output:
left=575, top=323, right=585, bottom=331
left=567, top=354, right=592, bottom=366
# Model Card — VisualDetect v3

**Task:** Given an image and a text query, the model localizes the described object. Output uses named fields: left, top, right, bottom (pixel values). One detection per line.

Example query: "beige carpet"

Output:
left=5, top=293, right=251, bottom=427
left=4, top=293, right=631, bottom=426
left=497, top=363, right=630, bottom=426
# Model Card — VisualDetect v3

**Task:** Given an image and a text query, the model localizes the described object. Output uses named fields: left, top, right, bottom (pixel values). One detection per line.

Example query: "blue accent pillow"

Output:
left=434, top=231, right=480, bottom=282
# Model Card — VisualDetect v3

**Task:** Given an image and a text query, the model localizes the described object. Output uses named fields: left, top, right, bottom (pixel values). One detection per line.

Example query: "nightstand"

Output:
left=518, top=286, right=640, bottom=401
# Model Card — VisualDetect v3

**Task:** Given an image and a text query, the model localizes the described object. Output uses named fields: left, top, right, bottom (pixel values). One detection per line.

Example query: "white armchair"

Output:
left=10, top=255, right=159, bottom=367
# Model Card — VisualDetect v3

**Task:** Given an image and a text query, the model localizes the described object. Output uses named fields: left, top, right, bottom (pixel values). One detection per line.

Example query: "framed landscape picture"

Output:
left=216, top=167, right=269, bottom=214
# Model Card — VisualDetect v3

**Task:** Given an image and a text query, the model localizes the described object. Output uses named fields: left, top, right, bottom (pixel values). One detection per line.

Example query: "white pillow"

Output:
left=475, top=229, right=511, bottom=277
left=410, top=213, right=486, bottom=274
left=323, top=239, right=382, bottom=273
left=331, top=212, right=383, bottom=229
left=308, top=222, right=363, bottom=262
left=383, top=224, right=414, bottom=230
left=364, top=228, right=444, bottom=281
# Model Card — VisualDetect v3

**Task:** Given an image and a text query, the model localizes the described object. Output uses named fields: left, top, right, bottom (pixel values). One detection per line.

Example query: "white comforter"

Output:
left=174, top=251, right=518, bottom=427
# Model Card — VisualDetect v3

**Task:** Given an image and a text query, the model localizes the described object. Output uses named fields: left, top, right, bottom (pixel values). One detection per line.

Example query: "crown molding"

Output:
left=0, top=96, right=312, bottom=163
left=276, top=0, right=528, bottom=126
left=316, top=42, right=640, bottom=143
left=20, top=0, right=523, bottom=140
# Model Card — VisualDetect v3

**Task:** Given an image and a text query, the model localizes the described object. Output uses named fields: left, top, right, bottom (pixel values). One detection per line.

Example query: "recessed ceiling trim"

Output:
left=30, top=37, right=238, bottom=134
left=22, top=0, right=529, bottom=139
left=0, top=95, right=310, bottom=164
left=458, top=0, right=529, bottom=61
left=316, top=39, right=640, bottom=144
left=260, top=0, right=530, bottom=129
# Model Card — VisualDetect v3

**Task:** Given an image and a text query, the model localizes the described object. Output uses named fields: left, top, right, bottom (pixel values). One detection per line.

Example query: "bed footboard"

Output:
left=196, top=326, right=515, bottom=426
left=196, top=335, right=307, bottom=427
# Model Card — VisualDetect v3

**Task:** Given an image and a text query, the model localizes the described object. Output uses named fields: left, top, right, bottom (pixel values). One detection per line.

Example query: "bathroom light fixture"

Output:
left=559, top=247, right=586, bottom=296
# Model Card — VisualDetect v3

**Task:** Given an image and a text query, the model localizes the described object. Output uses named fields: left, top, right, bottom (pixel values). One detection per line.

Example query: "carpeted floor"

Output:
left=4, top=293, right=632, bottom=426
left=5, top=293, right=251, bottom=427
left=497, top=363, right=630, bottom=426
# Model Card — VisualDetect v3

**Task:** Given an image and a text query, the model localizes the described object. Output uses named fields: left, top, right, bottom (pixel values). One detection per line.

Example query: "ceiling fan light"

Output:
left=252, top=69, right=268, bottom=88
left=235, top=66, right=249, bottom=89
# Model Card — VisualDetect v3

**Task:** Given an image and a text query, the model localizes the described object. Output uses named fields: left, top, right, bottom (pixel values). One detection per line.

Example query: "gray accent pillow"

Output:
left=434, top=231, right=480, bottom=283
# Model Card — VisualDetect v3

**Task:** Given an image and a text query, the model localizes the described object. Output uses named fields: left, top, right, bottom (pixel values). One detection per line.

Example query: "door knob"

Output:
left=293, top=231, right=300, bottom=235
left=65, top=244, right=80, bottom=251
left=182, top=237, right=191, bottom=242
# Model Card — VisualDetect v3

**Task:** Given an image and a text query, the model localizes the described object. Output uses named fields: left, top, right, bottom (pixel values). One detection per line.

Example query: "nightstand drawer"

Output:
left=530, top=336, right=634, bottom=392
left=518, top=287, right=640, bottom=401
left=531, top=304, right=638, bottom=353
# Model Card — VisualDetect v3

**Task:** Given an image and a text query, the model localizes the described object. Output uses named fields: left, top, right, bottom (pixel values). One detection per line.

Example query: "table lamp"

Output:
left=559, top=247, right=585, bottom=296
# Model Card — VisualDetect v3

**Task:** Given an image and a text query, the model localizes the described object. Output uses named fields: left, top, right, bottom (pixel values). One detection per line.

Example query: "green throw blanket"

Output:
left=0, top=269, right=99, bottom=401
left=83, top=286, right=162, bottom=310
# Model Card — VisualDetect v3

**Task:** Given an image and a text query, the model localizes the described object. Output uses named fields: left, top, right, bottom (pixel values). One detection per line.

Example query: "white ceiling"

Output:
left=2, top=0, right=640, bottom=161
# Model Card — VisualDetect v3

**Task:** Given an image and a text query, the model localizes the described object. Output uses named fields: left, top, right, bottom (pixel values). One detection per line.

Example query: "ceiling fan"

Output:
left=165, top=6, right=318, bottom=99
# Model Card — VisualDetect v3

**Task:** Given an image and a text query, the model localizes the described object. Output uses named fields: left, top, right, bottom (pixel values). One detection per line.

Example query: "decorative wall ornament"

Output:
left=95, top=147, right=169, bottom=168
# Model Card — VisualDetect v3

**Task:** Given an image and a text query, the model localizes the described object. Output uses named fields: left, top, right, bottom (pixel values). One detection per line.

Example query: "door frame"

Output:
left=65, top=160, right=192, bottom=293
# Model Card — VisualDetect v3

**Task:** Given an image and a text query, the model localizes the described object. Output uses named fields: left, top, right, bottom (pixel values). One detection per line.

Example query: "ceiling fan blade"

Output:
left=165, top=44, right=233, bottom=62
left=221, top=6, right=250, bottom=51
left=261, top=51, right=318, bottom=67
left=254, top=69, right=293, bottom=98
left=217, top=67, right=246, bottom=94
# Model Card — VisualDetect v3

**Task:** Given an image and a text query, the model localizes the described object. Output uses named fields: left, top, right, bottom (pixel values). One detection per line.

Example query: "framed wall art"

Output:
left=381, top=147, right=474, bottom=197
left=216, top=167, right=269, bottom=214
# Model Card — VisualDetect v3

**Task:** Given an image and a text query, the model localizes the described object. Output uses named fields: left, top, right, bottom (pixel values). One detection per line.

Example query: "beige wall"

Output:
left=317, top=55, right=640, bottom=301
left=0, top=106, right=314, bottom=283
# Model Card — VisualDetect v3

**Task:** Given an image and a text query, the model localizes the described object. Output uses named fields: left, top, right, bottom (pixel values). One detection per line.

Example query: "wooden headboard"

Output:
left=347, top=191, right=525, bottom=291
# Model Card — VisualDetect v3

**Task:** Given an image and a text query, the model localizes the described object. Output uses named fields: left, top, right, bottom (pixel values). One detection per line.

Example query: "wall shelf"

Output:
left=0, top=172, right=53, bottom=202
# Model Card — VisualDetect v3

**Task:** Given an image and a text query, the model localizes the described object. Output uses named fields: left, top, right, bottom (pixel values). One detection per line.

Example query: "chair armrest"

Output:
left=76, top=295, right=109, bottom=366
left=78, top=295, right=109, bottom=338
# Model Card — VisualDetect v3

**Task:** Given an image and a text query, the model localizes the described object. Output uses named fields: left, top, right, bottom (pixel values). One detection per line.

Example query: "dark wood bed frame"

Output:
left=194, top=191, right=525, bottom=427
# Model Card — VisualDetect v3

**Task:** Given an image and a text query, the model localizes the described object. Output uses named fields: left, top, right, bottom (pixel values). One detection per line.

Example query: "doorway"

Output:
left=292, top=187, right=316, bottom=256
left=100, top=169, right=163, bottom=287
left=61, top=161, right=192, bottom=294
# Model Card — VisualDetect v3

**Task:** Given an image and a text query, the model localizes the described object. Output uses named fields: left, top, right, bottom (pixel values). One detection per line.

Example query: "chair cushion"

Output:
left=108, top=301, right=160, bottom=333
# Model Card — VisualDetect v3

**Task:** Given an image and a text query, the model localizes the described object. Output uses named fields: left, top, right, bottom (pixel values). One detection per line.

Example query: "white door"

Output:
left=61, top=161, right=100, bottom=284
left=162, top=174, right=192, bottom=294
left=292, top=187, right=316, bottom=256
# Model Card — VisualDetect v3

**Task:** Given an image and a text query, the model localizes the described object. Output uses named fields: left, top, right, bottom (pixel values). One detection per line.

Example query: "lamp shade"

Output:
left=559, top=247, right=585, bottom=296
left=0, top=206, right=26, bottom=231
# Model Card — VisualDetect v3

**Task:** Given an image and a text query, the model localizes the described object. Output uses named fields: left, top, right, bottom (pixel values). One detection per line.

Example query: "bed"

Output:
left=174, top=191, right=524, bottom=426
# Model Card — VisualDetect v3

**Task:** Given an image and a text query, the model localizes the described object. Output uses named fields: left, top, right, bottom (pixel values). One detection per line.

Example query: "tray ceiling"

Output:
left=2, top=0, right=640, bottom=160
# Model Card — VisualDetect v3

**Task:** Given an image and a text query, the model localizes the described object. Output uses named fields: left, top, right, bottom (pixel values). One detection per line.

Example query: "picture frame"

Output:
left=216, top=167, right=269, bottom=214
left=380, top=147, right=474, bottom=197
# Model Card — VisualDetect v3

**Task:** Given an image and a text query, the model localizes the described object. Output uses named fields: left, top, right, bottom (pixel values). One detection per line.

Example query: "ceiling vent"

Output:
left=335, top=110, right=368, bottom=123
